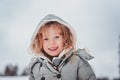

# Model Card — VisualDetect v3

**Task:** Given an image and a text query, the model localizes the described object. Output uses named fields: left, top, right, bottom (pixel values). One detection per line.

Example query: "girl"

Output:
left=28, top=14, right=96, bottom=80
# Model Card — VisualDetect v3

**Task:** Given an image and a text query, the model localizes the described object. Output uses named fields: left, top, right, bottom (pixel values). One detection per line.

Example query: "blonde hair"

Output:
left=30, top=21, right=75, bottom=54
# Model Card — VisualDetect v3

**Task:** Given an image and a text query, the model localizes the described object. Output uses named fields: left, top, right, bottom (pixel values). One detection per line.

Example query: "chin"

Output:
left=49, top=53, right=59, bottom=57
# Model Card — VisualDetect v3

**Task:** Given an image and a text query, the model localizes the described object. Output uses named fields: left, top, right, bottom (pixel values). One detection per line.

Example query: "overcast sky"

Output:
left=0, top=0, right=120, bottom=79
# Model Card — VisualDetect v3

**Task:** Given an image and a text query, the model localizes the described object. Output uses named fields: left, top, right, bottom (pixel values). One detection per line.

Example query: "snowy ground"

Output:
left=0, top=76, right=28, bottom=80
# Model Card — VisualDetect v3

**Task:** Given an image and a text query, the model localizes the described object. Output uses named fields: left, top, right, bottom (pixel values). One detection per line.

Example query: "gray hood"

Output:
left=28, top=14, right=76, bottom=53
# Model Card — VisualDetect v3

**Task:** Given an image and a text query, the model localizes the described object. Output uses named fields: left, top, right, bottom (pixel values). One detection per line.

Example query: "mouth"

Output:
left=48, top=47, right=58, bottom=51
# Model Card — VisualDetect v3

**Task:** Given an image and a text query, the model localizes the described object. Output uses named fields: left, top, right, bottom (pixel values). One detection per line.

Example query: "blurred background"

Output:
left=0, top=0, right=120, bottom=80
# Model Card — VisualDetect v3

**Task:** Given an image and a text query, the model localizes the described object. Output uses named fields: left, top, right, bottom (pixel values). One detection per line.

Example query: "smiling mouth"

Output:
left=48, top=47, right=58, bottom=51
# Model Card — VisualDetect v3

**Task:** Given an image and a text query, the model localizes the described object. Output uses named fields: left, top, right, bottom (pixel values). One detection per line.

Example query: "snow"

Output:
left=0, top=76, right=28, bottom=80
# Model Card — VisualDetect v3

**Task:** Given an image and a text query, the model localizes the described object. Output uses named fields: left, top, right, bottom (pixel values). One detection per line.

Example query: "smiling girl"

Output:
left=28, top=14, right=96, bottom=80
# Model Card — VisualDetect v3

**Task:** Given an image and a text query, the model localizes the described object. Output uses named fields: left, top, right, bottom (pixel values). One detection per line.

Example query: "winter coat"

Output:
left=28, top=14, right=96, bottom=80
left=29, top=48, right=96, bottom=80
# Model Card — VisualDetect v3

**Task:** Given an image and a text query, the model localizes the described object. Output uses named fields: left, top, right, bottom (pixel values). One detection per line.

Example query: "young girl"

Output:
left=28, top=14, right=96, bottom=80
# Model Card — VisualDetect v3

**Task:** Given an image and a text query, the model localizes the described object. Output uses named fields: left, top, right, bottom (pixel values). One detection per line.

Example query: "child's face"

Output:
left=42, top=27, right=64, bottom=57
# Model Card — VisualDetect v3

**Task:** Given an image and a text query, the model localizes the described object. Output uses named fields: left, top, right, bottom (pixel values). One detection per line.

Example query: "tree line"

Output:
left=0, top=64, right=29, bottom=76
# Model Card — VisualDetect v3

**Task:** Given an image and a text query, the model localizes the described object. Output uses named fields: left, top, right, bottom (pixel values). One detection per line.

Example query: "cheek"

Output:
left=58, top=40, right=64, bottom=47
left=43, top=42, right=48, bottom=48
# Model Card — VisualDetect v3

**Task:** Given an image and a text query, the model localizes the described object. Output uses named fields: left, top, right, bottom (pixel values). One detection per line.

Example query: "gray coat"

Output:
left=29, top=49, right=96, bottom=80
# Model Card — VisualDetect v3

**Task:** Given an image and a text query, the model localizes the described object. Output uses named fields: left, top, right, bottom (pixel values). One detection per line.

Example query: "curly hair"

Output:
left=30, top=21, right=75, bottom=54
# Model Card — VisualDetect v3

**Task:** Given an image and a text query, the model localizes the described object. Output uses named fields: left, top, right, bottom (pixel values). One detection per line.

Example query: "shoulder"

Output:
left=29, top=57, right=39, bottom=68
left=73, top=48, right=94, bottom=71
left=74, top=49, right=96, bottom=79
left=29, top=56, right=43, bottom=72
left=75, top=48, right=94, bottom=61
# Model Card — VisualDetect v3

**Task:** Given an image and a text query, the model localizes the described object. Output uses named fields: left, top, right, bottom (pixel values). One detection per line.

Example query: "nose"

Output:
left=49, top=39, right=56, bottom=45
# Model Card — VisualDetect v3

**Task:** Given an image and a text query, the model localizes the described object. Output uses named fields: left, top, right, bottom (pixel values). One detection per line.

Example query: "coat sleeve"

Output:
left=76, top=49, right=96, bottom=80
left=28, top=57, right=42, bottom=80
left=29, top=74, right=35, bottom=80
left=77, top=59, right=96, bottom=80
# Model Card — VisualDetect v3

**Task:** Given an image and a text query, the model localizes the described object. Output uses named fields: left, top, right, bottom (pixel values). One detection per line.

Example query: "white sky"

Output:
left=0, top=0, right=120, bottom=79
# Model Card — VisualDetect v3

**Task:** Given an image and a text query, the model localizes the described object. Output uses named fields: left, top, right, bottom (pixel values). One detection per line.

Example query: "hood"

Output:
left=28, top=14, right=76, bottom=53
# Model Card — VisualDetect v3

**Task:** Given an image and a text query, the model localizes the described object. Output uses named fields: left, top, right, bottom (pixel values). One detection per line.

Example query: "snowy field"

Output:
left=0, top=76, right=28, bottom=80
